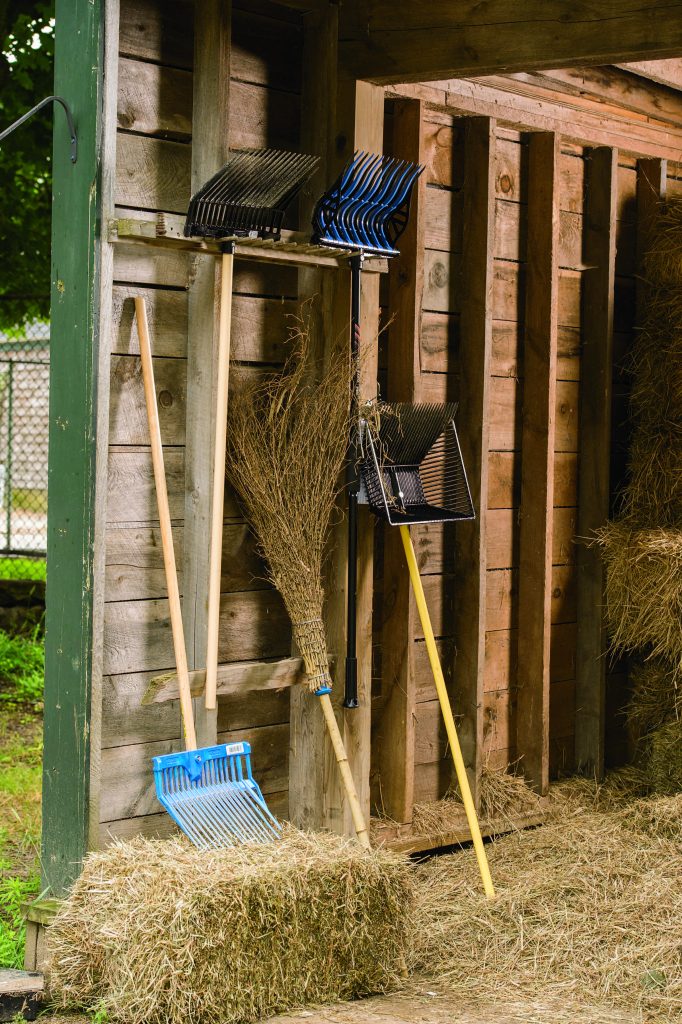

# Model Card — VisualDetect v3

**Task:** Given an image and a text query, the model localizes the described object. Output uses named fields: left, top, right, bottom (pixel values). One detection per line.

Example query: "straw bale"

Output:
left=624, top=658, right=680, bottom=743
left=642, top=198, right=682, bottom=287
left=642, top=717, right=682, bottom=795
left=411, top=793, right=682, bottom=1021
left=595, top=521, right=682, bottom=674
left=46, top=829, right=413, bottom=1024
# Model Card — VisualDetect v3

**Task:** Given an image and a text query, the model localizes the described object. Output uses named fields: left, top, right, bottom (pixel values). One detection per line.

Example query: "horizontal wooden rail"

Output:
left=143, top=655, right=305, bottom=705
left=111, top=214, right=389, bottom=273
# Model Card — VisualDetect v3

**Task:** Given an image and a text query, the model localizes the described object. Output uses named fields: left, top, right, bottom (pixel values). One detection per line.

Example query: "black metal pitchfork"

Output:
left=312, top=151, right=423, bottom=708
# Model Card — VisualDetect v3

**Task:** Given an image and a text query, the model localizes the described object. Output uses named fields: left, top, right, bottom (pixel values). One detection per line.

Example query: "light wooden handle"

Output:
left=318, top=693, right=371, bottom=849
left=135, top=297, right=197, bottom=751
left=400, top=525, right=494, bottom=897
left=205, top=252, right=233, bottom=710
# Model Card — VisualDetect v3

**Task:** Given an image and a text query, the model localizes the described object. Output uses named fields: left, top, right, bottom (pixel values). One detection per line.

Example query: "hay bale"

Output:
left=46, top=830, right=413, bottom=1024
left=642, top=198, right=682, bottom=287
left=624, top=659, right=680, bottom=743
left=643, top=718, right=682, bottom=795
left=410, top=798, right=682, bottom=1020
left=595, top=521, right=682, bottom=675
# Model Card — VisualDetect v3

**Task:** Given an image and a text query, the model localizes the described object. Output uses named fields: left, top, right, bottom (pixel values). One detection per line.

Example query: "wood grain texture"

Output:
left=452, top=117, right=496, bottom=806
left=376, top=97, right=425, bottom=824
left=574, top=148, right=618, bottom=779
left=103, top=589, right=291, bottom=676
left=516, top=133, right=560, bottom=795
left=339, top=0, right=682, bottom=84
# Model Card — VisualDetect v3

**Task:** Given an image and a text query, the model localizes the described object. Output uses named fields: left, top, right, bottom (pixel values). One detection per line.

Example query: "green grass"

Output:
left=0, top=628, right=43, bottom=967
left=0, top=557, right=46, bottom=582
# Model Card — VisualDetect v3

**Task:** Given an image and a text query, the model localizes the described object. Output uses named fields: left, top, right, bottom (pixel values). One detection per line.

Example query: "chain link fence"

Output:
left=0, top=320, right=49, bottom=581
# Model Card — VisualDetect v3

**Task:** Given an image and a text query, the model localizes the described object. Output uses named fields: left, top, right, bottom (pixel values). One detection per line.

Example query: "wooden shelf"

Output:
left=111, top=212, right=389, bottom=273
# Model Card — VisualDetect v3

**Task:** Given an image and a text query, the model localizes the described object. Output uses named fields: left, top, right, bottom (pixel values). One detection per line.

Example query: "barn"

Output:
left=33, top=0, right=682, bottom=966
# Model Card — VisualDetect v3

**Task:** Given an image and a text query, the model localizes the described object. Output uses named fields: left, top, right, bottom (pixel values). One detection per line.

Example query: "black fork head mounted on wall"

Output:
left=311, top=151, right=424, bottom=256
left=185, top=148, right=320, bottom=240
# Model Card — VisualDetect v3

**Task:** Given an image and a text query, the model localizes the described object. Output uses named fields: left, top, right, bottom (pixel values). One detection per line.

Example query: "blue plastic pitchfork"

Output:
left=136, top=296, right=281, bottom=848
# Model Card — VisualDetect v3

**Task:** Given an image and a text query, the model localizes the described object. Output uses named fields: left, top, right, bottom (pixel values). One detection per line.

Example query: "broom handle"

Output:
left=205, top=248, right=234, bottom=710
left=318, top=693, right=371, bottom=849
left=399, top=524, right=495, bottom=898
left=135, top=297, right=197, bottom=752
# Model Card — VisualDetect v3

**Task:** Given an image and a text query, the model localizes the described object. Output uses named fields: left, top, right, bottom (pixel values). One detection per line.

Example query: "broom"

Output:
left=227, top=305, right=370, bottom=848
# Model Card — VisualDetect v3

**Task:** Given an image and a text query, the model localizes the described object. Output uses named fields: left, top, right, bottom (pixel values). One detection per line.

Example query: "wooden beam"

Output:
left=291, top=15, right=384, bottom=839
left=41, top=0, right=115, bottom=895
left=516, top=132, right=560, bottom=795
left=483, top=66, right=682, bottom=128
left=575, top=148, right=618, bottom=780
left=339, top=1, right=682, bottom=85
left=636, top=158, right=668, bottom=316
left=388, top=77, right=682, bottom=160
left=453, top=117, right=496, bottom=806
left=289, top=4, right=339, bottom=833
left=142, top=657, right=305, bottom=705
left=617, top=59, right=682, bottom=92
left=325, top=77, right=384, bottom=836
left=183, top=1, right=231, bottom=748
left=376, top=97, right=426, bottom=824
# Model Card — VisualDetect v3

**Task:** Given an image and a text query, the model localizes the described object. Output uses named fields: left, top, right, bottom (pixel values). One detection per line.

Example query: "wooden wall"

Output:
left=99, top=0, right=682, bottom=843
left=101, top=0, right=303, bottom=841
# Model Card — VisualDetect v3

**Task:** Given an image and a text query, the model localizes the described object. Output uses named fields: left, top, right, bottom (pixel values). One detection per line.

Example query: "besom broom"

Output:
left=227, top=306, right=371, bottom=848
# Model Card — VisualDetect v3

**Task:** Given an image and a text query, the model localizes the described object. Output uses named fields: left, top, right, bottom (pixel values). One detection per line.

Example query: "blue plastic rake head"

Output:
left=152, top=741, right=281, bottom=849
left=312, top=151, right=423, bottom=257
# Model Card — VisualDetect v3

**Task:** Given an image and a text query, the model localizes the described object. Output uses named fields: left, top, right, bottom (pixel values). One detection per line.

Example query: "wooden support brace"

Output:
left=517, top=131, right=560, bottom=795
left=453, top=117, right=496, bottom=805
left=183, top=1, right=231, bottom=747
left=376, top=97, right=426, bottom=824
left=575, top=147, right=618, bottom=779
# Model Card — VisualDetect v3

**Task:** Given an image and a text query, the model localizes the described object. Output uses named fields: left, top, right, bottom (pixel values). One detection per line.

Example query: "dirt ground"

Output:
left=40, top=982, right=638, bottom=1024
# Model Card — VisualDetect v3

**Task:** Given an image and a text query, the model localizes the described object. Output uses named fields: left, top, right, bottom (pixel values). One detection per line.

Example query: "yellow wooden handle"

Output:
left=399, top=524, right=495, bottom=898
left=135, top=297, right=197, bottom=751
left=205, top=251, right=234, bottom=710
left=318, top=693, right=371, bottom=849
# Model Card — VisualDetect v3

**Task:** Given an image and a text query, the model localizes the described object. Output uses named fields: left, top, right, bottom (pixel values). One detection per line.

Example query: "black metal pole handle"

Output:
left=0, top=95, right=77, bottom=163
left=344, top=254, right=364, bottom=709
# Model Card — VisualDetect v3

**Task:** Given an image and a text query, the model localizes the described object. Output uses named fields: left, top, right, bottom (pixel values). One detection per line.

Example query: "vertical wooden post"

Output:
left=183, top=1, right=231, bottom=747
left=292, top=10, right=383, bottom=834
left=454, top=117, right=496, bottom=805
left=635, top=158, right=667, bottom=316
left=516, top=132, right=560, bottom=795
left=376, top=97, right=426, bottom=824
left=575, top=147, right=618, bottom=779
left=42, top=0, right=115, bottom=894
left=324, top=77, right=384, bottom=835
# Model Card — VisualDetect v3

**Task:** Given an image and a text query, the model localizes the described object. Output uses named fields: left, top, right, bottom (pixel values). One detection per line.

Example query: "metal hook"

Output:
left=0, top=95, right=77, bottom=163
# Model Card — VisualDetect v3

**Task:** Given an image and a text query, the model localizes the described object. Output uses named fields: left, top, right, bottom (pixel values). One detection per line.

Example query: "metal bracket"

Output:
left=0, top=95, right=78, bottom=163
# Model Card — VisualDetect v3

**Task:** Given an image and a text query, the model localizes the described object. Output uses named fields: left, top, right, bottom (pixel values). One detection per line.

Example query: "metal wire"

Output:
left=0, top=320, right=49, bottom=578
left=361, top=402, right=475, bottom=526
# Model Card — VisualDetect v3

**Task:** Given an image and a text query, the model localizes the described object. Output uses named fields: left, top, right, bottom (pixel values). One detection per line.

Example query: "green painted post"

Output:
left=41, top=0, right=104, bottom=896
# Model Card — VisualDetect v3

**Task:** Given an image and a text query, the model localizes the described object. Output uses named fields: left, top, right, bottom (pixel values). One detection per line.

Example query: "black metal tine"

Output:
left=185, top=148, right=319, bottom=239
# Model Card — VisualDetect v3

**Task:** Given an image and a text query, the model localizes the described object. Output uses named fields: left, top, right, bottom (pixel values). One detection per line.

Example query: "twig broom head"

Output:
left=227, top=303, right=354, bottom=692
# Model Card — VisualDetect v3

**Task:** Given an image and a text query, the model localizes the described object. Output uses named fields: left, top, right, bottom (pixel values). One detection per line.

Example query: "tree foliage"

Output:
left=0, top=1, right=55, bottom=332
